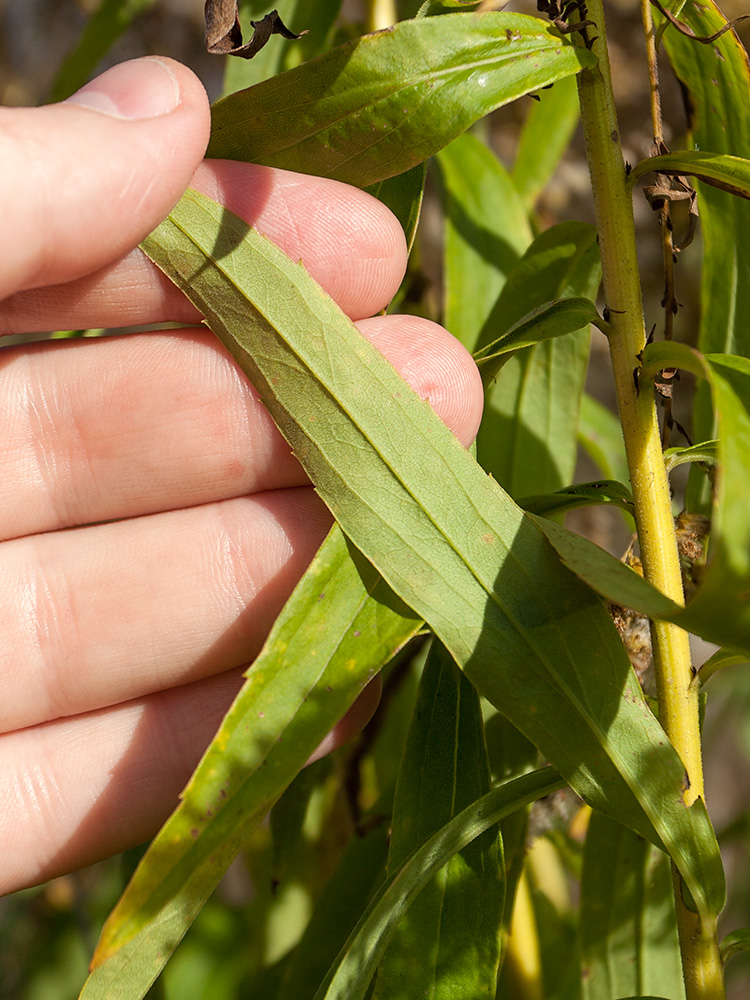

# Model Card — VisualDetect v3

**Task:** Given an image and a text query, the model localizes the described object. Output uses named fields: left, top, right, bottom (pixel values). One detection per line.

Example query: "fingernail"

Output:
left=65, top=58, right=180, bottom=119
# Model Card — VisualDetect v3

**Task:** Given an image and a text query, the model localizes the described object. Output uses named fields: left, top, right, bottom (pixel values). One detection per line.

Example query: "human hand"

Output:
left=0, top=58, right=483, bottom=894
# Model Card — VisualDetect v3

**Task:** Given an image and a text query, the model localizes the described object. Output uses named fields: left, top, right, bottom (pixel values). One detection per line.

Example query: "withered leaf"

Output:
left=204, top=2, right=306, bottom=59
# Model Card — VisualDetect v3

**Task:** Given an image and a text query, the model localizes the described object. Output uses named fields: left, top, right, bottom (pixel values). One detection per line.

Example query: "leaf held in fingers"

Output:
left=139, top=190, right=724, bottom=930
left=206, top=13, right=597, bottom=186
left=205, top=2, right=307, bottom=58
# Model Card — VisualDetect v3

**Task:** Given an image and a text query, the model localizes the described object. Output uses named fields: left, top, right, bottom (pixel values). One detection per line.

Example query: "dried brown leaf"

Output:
left=204, top=3, right=306, bottom=58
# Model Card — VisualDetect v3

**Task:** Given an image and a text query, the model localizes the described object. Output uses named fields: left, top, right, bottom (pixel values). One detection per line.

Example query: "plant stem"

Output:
left=572, top=4, right=724, bottom=997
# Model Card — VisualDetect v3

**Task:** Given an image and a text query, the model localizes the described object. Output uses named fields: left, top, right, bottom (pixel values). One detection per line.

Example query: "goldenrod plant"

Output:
left=5, top=1, right=750, bottom=998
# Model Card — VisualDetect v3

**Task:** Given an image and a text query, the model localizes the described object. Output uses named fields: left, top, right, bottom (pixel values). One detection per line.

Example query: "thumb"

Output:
left=0, top=57, right=210, bottom=301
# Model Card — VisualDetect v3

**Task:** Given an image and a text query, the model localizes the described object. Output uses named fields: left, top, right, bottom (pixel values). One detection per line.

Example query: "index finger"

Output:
left=0, top=161, right=408, bottom=336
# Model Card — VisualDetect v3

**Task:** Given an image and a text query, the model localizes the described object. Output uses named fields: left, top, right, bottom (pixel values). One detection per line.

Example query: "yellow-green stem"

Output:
left=573, top=4, right=723, bottom=997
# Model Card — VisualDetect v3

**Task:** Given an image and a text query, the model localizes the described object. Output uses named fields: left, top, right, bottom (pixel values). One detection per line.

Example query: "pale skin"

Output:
left=0, top=57, right=484, bottom=895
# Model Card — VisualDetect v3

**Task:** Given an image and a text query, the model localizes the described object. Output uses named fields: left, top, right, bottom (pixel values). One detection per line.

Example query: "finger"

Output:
left=0, top=669, right=381, bottom=893
left=1, top=317, right=483, bottom=539
left=0, top=58, right=210, bottom=302
left=0, top=160, right=408, bottom=334
left=1, top=488, right=332, bottom=733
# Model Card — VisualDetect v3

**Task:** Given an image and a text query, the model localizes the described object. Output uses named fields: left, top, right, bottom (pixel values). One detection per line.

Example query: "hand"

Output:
left=0, top=58, right=483, bottom=894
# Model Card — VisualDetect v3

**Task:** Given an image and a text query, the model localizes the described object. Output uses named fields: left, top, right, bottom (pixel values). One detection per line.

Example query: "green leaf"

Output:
left=269, top=762, right=324, bottom=889
left=313, top=769, right=564, bottom=1000
left=578, top=393, right=630, bottom=486
left=662, top=0, right=750, bottom=506
left=519, top=480, right=634, bottom=518
left=512, top=74, right=580, bottom=211
left=641, top=343, right=750, bottom=654
left=48, top=0, right=157, bottom=102
left=698, top=647, right=749, bottom=687
left=531, top=342, right=750, bottom=661
left=475, top=221, right=601, bottom=495
left=720, top=927, right=750, bottom=965
left=474, top=296, right=603, bottom=384
left=663, top=440, right=718, bottom=475
left=580, top=812, right=685, bottom=1000
left=279, top=819, right=390, bottom=999
left=372, top=643, right=504, bottom=999
left=138, top=190, right=724, bottom=923
left=437, top=131, right=533, bottom=352
left=529, top=514, right=682, bottom=621
left=206, top=12, right=597, bottom=187
left=629, top=151, right=750, bottom=201
left=80, top=526, right=421, bottom=999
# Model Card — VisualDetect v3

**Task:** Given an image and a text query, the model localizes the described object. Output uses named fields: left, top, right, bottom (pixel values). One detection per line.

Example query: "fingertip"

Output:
left=357, top=315, right=484, bottom=448
left=191, top=161, right=409, bottom=319
left=0, top=58, right=211, bottom=299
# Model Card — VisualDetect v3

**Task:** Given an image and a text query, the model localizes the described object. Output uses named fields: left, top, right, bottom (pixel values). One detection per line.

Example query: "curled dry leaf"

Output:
left=204, top=2, right=306, bottom=58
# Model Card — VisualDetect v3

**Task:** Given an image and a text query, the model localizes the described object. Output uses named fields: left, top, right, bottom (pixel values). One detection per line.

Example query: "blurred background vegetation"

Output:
left=1, top=1, right=749, bottom=997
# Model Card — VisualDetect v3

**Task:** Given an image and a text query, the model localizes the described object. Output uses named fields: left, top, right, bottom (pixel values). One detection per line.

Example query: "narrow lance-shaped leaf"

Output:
left=80, top=527, right=422, bottom=1000
left=662, top=0, right=750, bottom=511
left=314, top=769, right=563, bottom=1000
left=475, top=221, right=601, bottom=495
left=372, top=643, right=504, bottom=1000
left=629, top=151, right=750, bottom=201
left=530, top=344, right=750, bottom=658
left=511, top=73, right=580, bottom=210
left=474, top=296, right=604, bottom=384
left=437, top=131, right=532, bottom=353
left=206, top=12, right=597, bottom=187
left=580, top=812, right=685, bottom=1000
left=519, top=479, right=634, bottom=518
left=139, top=190, right=724, bottom=923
